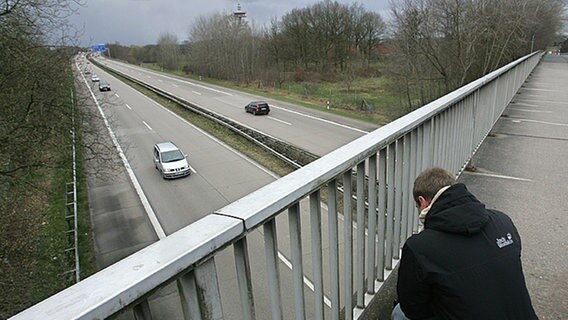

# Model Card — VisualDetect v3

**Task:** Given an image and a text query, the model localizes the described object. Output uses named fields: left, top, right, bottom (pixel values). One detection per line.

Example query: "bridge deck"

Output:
left=364, top=54, right=568, bottom=319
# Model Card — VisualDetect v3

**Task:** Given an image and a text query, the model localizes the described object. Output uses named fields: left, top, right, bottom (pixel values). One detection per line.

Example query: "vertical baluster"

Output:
left=310, top=190, right=324, bottom=320
left=234, top=238, right=255, bottom=320
left=328, top=180, right=340, bottom=320
left=356, top=162, right=366, bottom=307
left=264, top=219, right=283, bottom=320
left=178, top=271, right=202, bottom=320
left=432, top=116, right=440, bottom=166
left=422, top=120, right=432, bottom=169
left=441, top=111, right=449, bottom=169
left=288, top=202, right=306, bottom=320
left=343, top=171, right=353, bottom=320
left=178, top=258, right=224, bottom=320
left=195, top=259, right=223, bottom=320
left=366, top=154, right=378, bottom=294
left=376, top=148, right=387, bottom=281
left=393, top=140, right=403, bottom=258
left=385, top=143, right=395, bottom=270
left=410, top=130, right=419, bottom=233
left=402, top=134, right=412, bottom=241
left=133, top=300, right=152, bottom=320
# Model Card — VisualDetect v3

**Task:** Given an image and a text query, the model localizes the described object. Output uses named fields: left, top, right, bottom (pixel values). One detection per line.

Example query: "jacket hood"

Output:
left=424, top=183, right=489, bottom=235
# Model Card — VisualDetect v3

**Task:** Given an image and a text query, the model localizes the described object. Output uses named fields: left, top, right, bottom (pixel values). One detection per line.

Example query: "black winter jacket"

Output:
left=397, top=183, right=538, bottom=320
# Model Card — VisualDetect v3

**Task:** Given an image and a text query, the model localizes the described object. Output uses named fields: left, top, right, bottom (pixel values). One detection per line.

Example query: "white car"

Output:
left=153, top=142, right=191, bottom=179
left=91, top=74, right=100, bottom=82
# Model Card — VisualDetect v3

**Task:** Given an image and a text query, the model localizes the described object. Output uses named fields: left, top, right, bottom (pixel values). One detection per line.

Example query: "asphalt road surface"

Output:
left=76, top=58, right=370, bottom=319
left=96, top=57, right=379, bottom=156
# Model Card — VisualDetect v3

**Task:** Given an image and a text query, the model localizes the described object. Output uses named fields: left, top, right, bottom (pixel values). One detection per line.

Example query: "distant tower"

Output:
left=233, top=3, right=246, bottom=23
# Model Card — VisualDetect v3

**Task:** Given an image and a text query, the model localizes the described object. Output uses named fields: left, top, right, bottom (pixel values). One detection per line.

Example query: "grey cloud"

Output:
left=70, top=0, right=389, bottom=47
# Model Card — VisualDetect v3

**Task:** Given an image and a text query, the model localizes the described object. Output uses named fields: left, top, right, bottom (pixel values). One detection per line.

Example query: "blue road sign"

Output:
left=91, top=44, right=106, bottom=52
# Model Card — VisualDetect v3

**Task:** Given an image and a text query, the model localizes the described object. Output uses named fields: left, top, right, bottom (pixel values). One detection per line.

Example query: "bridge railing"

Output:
left=11, top=51, right=542, bottom=320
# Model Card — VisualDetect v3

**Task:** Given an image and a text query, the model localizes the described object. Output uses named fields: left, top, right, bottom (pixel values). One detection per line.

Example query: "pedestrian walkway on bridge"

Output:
left=364, top=54, right=568, bottom=320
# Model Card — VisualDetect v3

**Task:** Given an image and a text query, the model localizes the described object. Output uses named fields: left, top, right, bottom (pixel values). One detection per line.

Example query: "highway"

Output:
left=95, top=56, right=379, bottom=156
left=77, top=58, right=374, bottom=319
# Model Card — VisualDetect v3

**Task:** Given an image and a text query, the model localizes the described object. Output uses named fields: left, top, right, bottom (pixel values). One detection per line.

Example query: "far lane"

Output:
left=96, top=57, right=379, bottom=156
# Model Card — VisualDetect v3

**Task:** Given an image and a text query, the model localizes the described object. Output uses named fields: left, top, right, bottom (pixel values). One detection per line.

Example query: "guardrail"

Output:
left=11, top=51, right=542, bottom=320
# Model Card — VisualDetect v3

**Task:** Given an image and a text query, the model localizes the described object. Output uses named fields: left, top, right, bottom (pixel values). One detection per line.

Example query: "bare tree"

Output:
left=273, top=1, right=386, bottom=73
left=188, top=13, right=264, bottom=82
left=0, top=0, right=94, bottom=317
left=157, top=32, right=180, bottom=70
left=389, top=0, right=566, bottom=110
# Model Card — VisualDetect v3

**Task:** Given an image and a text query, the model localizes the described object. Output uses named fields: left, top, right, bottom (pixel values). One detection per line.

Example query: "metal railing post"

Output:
left=310, top=190, right=324, bottom=320
left=366, top=155, right=378, bottom=294
left=288, top=202, right=306, bottom=320
left=355, top=162, right=366, bottom=307
left=343, top=171, right=353, bottom=320
left=264, top=219, right=283, bottom=320
left=327, top=180, right=340, bottom=320
left=234, top=238, right=255, bottom=320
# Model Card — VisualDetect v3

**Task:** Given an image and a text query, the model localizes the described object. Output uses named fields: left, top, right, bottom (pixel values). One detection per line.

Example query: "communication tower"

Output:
left=233, top=3, right=246, bottom=23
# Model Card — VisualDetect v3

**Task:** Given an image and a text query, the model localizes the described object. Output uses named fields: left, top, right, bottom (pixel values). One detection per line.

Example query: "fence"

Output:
left=64, top=89, right=80, bottom=283
left=11, top=51, right=542, bottom=320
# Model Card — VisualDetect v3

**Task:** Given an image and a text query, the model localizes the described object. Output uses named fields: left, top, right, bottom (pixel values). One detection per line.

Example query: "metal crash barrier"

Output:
left=11, top=51, right=542, bottom=320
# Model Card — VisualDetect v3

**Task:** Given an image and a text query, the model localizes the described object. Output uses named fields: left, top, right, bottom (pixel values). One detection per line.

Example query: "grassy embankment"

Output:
left=0, top=71, right=96, bottom=318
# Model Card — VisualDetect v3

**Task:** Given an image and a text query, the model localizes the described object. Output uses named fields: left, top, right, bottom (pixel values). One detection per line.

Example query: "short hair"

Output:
left=413, top=167, right=456, bottom=202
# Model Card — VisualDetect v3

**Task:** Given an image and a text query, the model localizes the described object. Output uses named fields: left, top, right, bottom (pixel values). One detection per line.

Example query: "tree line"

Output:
left=0, top=0, right=103, bottom=317
left=0, top=1, right=78, bottom=192
left=389, top=0, right=566, bottom=109
left=106, top=0, right=565, bottom=112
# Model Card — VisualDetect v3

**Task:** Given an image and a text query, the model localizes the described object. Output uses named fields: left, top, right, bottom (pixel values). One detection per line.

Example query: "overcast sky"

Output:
left=69, top=0, right=391, bottom=47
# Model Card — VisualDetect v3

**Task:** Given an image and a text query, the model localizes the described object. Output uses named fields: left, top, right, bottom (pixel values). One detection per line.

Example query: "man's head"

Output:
left=413, top=167, right=456, bottom=211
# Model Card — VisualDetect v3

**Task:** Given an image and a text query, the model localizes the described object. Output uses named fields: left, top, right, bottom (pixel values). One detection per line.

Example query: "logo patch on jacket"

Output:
left=496, top=233, right=514, bottom=248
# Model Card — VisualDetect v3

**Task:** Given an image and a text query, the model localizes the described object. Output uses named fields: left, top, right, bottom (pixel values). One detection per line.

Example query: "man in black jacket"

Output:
left=392, top=167, right=537, bottom=320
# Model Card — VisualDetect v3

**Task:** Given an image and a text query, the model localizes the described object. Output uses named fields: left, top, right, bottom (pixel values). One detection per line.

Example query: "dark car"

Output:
left=98, top=80, right=111, bottom=92
left=245, top=101, right=270, bottom=115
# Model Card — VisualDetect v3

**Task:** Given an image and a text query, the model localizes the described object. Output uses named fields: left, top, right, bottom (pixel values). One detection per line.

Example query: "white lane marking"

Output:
left=521, top=87, right=558, bottom=92
left=271, top=105, right=369, bottom=134
left=515, top=99, right=568, bottom=106
left=172, top=84, right=179, bottom=88
left=464, top=171, right=532, bottom=182
left=268, top=116, right=292, bottom=126
left=512, top=102, right=538, bottom=107
left=512, top=120, right=522, bottom=123
left=277, top=252, right=332, bottom=308
left=189, top=166, right=197, bottom=174
left=115, top=93, right=120, bottom=98
left=126, top=104, right=132, bottom=110
left=192, top=91, right=201, bottom=95
left=509, top=108, right=551, bottom=113
left=142, top=121, right=153, bottom=131
left=511, top=118, right=568, bottom=127
left=76, top=62, right=166, bottom=239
